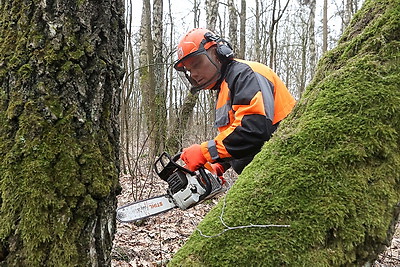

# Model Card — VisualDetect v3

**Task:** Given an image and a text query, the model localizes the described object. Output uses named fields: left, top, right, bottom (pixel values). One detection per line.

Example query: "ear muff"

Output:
left=203, top=32, right=234, bottom=60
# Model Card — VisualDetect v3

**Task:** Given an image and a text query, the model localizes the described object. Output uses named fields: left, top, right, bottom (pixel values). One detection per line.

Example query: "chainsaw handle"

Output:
left=198, top=167, right=212, bottom=201
left=172, top=152, right=196, bottom=175
left=173, top=153, right=212, bottom=200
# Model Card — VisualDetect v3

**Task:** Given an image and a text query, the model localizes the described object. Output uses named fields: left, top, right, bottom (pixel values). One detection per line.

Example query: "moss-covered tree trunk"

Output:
left=169, top=0, right=400, bottom=266
left=0, top=0, right=124, bottom=266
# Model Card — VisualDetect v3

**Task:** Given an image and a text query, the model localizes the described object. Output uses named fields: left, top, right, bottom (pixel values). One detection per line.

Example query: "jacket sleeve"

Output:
left=201, top=64, right=277, bottom=162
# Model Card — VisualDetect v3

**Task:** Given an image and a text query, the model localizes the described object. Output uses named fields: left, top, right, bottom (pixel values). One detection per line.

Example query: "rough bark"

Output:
left=169, top=0, right=400, bottom=265
left=0, top=0, right=124, bottom=265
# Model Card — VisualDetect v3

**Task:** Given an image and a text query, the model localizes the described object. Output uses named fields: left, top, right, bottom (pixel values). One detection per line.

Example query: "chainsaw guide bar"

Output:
left=116, top=152, right=223, bottom=223
left=116, top=195, right=176, bottom=222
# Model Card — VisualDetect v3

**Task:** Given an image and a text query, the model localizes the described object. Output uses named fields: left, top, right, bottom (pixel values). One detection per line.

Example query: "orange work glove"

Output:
left=211, top=163, right=226, bottom=185
left=180, top=144, right=207, bottom=172
left=211, top=163, right=225, bottom=176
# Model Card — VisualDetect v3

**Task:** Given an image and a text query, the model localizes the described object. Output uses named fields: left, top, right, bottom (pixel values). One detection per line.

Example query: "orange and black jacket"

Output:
left=200, top=59, right=296, bottom=163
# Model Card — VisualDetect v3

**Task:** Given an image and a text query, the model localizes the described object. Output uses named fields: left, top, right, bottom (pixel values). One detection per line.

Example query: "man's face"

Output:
left=181, top=48, right=221, bottom=89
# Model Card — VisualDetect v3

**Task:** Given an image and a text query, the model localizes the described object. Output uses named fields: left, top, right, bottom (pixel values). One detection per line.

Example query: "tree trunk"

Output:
left=193, top=0, right=201, bottom=28
left=228, top=0, right=238, bottom=53
left=165, top=0, right=219, bottom=153
left=254, top=0, right=261, bottom=61
left=0, top=0, right=124, bottom=266
left=269, top=0, right=290, bottom=68
left=169, top=0, right=400, bottom=265
left=343, top=0, right=354, bottom=31
left=322, top=0, right=328, bottom=53
left=238, top=0, right=246, bottom=59
left=152, top=0, right=167, bottom=157
left=308, top=0, right=316, bottom=77
left=299, top=9, right=308, bottom=96
left=206, top=0, right=218, bottom=31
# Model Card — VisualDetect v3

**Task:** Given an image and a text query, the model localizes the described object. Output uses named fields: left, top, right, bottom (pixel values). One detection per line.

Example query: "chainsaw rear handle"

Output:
left=172, top=152, right=212, bottom=201
left=155, top=152, right=212, bottom=200
left=198, top=167, right=212, bottom=201
left=154, top=152, right=195, bottom=179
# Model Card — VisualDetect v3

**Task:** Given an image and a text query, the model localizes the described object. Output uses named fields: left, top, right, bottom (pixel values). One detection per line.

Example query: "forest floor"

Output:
left=111, top=171, right=400, bottom=266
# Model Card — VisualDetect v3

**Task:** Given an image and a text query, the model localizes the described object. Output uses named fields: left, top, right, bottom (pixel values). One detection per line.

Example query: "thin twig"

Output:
left=192, top=181, right=290, bottom=238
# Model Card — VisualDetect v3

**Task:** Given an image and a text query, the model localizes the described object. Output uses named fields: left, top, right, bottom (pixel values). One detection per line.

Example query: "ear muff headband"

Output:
left=203, top=32, right=234, bottom=60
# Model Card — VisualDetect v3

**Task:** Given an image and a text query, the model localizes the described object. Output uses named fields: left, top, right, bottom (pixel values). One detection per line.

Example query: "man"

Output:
left=175, top=28, right=296, bottom=175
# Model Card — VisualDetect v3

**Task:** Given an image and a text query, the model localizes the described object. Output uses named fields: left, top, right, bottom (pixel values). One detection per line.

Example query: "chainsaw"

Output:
left=116, top=152, right=224, bottom=223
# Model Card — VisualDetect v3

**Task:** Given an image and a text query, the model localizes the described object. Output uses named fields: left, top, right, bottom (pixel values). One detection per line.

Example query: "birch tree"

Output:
left=268, top=0, right=290, bottom=68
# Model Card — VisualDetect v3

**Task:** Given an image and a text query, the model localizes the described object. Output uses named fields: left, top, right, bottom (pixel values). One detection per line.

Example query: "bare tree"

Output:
left=165, top=0, right=220, bottom=153
left=343, top=0, right=354, bottom=29
left=138, top=0, right=167, bottom=162
left=269, top=0, right=290, bottom=68
left=323, top=0, right=328, bottom=53
left=228, top=0, right=239, bottom=52
left=308, top=0, right=317, bottom=77
left=153, top=0, right=167, bottom=156
left=206, top=0, right=219, bottom=30
left=238, top=0, right=247, bottom=59
left=193, top=0, right=201, bottom=28
left=254, top=0, right=261, bottom=60
left=139, top=0, right=156, bottom=152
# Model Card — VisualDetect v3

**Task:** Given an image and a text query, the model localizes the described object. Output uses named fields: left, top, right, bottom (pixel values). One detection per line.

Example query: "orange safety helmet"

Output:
left=174, top=28, right=218, bottom=70
left=174, top=28, right=234, bottom=92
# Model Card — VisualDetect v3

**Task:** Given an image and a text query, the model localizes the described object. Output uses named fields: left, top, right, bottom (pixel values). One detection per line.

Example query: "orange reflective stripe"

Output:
left=216, top=80, right=230, bottom=109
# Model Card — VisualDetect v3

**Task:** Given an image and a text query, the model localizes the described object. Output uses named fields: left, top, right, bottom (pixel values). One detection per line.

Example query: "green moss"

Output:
left=169, top=0, right=400, bottom=266
left=0, top=97, right=118, bottom=265
left=69, top=49, right=85, bottom=60
left=57, top=61, right=84, bottom=83
left=6, top=92, right=24, bottom=119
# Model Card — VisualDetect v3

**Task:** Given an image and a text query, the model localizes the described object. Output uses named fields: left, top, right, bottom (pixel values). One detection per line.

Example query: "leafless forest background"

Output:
left=120, top=0, right=364, bottom=200
left=113, top=0, right=400, bottom=265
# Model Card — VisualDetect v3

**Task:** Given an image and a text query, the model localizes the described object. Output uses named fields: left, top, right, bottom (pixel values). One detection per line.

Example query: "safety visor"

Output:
left=174, top=46, right=220, bottom=93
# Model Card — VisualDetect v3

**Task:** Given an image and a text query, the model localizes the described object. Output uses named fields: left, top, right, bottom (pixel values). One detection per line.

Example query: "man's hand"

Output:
left=210, top=163, right=226, bottom=185
left=180, top=144, right=207, bottom=171
left=211, top=163, right=225, bottom=176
